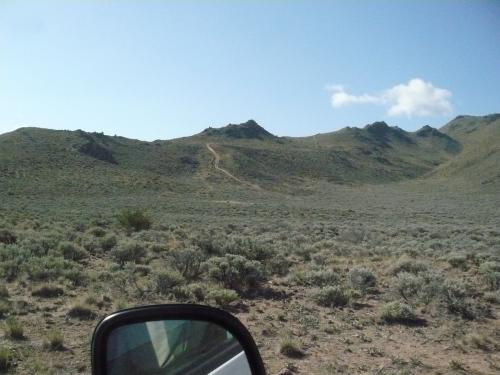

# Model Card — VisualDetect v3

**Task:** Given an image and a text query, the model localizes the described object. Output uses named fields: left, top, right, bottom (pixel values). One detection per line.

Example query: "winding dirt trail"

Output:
left=206, top=143, right=262, bottom=190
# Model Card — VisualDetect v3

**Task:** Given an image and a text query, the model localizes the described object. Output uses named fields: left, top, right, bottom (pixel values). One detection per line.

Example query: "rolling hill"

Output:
left=0, top=115, right=497, bottom=196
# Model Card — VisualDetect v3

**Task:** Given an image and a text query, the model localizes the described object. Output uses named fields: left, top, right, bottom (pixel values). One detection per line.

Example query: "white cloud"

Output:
left=328, top=78, right=452, bottom=117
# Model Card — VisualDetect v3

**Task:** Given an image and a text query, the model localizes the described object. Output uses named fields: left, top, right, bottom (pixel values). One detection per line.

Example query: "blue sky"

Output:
left=1, top=0, right=499, bottom=141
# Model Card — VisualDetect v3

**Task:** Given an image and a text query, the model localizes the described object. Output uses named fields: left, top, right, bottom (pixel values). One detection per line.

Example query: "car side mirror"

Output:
left=91, top=304, right=266, bottom=375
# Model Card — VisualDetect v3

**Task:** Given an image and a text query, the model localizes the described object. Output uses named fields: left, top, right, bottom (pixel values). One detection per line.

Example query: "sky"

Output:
left=0, top=0, right=499, bottom=141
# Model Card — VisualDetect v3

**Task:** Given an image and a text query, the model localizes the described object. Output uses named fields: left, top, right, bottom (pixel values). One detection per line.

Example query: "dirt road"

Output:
left=206, top=143, right=261, bottom=190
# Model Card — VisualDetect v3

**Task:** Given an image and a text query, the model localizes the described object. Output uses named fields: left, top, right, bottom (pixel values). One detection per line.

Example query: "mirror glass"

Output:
left=106, top=319, right=252, bottom=375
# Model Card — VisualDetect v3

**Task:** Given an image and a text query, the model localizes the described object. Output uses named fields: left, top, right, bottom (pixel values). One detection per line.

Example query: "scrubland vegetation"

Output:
left=0, top=180, right=499, bottom=375
left=0, top=115, right=499, bottom=373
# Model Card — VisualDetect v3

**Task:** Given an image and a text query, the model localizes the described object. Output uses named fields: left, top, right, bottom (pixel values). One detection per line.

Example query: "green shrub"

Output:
left=185, top=283, right=206, bottom=302
left=207, top=288, right=239, bottom=307
left=205, top=254, right=264, bottom=292
left=100, top=234, right=117, bottom=252
left=479, top=262, right=500, bottom=291
left=31, top=284, right=64, bottom=298
left=58, top=241, right=88, bottom=261
left=116, top=209, right=152, bottom=232
left=441, top=280, right=477, bottom=319
left=80, top=236, right=101, bottom=254
left=483, top=291, right=500, bottom=304
left=393, top=272, right=423, bottom=302
left=0, top=229, right=16, bottom=245
left=5, top=316, right=24, bottom=339
left=24, top=256, right=76, bottom=282
left=448, top=254, right=468, bottom=270
left=88, top=226, right=106, bottom=237
left=0, top=285, right=9, bottom=298
left=45, top=330, right=64, bottom=351
left=0, top=346, right=14, bottom=371
left=170, top=247, right=205, bottom=281
left=313, top=286, right=350, bottom=308
left=292, top=269, right=340, bottom=287
left=379, top=301, right=418, bottom=324
left=68, top=303, right=96, bottom=320
left=155, top=269, right=185, bottom=295
left=0, top=260, right=20, bottom=281
left=266, top=253, right=292, bottom=276
left=348, top=267, right=377, bottom=291
left=279, top=336, right=305, bottom=358
left=390, top=257, right=428, bottom=275
left=0, top=300, right=11, bottom=318
left=111, top=241, right=147, bottom=266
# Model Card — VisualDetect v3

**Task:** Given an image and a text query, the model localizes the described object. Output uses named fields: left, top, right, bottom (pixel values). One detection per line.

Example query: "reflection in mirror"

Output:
left=106, top=319, right=252, bottom=375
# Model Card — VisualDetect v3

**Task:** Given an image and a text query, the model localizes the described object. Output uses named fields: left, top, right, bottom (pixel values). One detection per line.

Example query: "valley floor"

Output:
left=0, top=179, right=499, bottom=374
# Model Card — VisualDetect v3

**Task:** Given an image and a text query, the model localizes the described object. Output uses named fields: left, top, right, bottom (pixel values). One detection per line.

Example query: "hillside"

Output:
left=0, top=115, right=497, bottom=196
left=433, top=114, right=500, bottom=185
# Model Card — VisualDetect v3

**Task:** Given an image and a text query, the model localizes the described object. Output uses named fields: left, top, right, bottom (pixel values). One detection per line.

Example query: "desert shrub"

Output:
left=348, top=267, right=377, bottom=291
left=68, top=303, right=95, bottom=320
left=80, top=236, right=100, bottom=254
left=206, top=288, right=239, bottom=307
left=0, top=258, right=21, bottom=282
left=279, top=336, right=305, bottom=358
left=205, top=254, right=264, bottom=292
left=483, top=291, right=500, bottom=304
left=20, top=235, right=60, bottom=257
left=293, top=245, right=314, bottom=261
left=447, top=254, right=468, bottom=270
left=0, top=259, right=21, bottom=282
left=418, top=271, right=444, bottom=304
left=31, top=284, right=64, bottom=298
left=44, top=330, right=64, bottom=351
left=393, top=272, right=423, bottom=302
left=338, top=227, right=366, bottom=244
left=462, top=332, right=497, bottom=352
left=219, top=237, right=275, bottom=262
left=292, top=269, right=340, bottom=287
left=185, top=283, right=206, bottom=302
left=155, top=269, right=185, bottom=295
left=390, top=257, right=429, bottom=275
left=149, top=243, right=168, bottom=254
left=100, top=234, right=118, bottom=252
left=265, top=253, right=292, bottom=276
left=170, top=247, right=205, bottom=281
left=0, top=301, right=10, bottom=318
left=116, top=209, right=151, bottom=232
left=134, top=264, right=151, bottom=276
left=65, top=268, right=88, bottom=287
left=441, top=279, right=477, bottom=319
left=24, top=256, right=76, bottom=282
left=58, top=241, right=88, bottom=261
left=4, top=316, right=24, bottom=339
left=0, top=229, right=16, bottom=245
left=0, top=285, right=9, bottom=298
left=379, top=301, right=418, bottom=324
left=479, top=262, right=500, bottom=291
left=111, top=240, right=147, bottom=266
left=313, top=286, right=350, bottom=308
left=88, top=226, right=106, bottom=237
left=0, top=346, right=14, bottom=371
left=194, top=234, right=222, bottom=256
left=311, top=252, right=328, bottom=266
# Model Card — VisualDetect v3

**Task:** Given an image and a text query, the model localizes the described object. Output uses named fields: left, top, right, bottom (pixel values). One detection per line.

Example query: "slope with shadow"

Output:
left=433, top=114, right=500, bottom=186
left=0, top=127, right=207, bottom=196
left=194, top=120, right=460, bottom=186
left=0, top=116, right=495, bottom=196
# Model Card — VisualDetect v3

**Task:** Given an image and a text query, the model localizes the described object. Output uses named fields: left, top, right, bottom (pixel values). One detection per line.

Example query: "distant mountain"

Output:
left=0, top=115, right=497, bottom=196
left=200, top=120, right=276, bottom=140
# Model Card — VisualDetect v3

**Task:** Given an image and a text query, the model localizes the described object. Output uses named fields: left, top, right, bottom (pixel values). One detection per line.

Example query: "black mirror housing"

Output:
left=92, top=304, right=266, bottom=375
